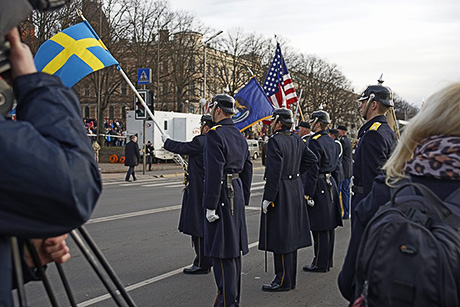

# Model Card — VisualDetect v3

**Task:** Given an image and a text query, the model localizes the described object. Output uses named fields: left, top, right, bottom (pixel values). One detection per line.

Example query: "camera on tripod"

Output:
left=0, top=0, right=69, bottom=117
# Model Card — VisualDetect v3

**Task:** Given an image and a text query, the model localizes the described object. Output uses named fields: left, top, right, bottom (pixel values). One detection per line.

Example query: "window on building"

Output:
left=190, top=83, right=196, bottom=95
left=84, top=106, right=90, bottom=118
left=84, top=84, right=90, bottom=96
left=162, top=83, right=168, bottom=96
left=109, top=106, right=114, bottom=120
left=121, top=83, right=127, bottom=96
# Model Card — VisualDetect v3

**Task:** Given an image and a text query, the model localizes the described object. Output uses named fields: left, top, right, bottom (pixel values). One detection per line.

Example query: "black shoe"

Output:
left=125, top=179, right=131, bottom=182
left=183, top=265, right=210, bottom=275
left=302, top=264, right=328, bottom=273
left=343, top=215, right=349, bottom=220
left=133, top=177, right=137, bottom=181
left=261, top=282, right=291, bottom=292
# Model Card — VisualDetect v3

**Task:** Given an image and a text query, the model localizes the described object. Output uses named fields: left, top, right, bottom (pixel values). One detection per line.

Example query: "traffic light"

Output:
left=134, top=90, right=148, bottom=119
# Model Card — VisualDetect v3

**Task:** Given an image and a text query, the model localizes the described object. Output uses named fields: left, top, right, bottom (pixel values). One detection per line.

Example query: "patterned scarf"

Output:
left=404, top=135, right=460, bottom=180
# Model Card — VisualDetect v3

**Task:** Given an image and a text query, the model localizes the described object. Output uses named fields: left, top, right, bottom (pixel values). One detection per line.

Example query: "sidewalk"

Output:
left=98, top=160, right=264, bottom=182
left=98, top=162, right=184, bottom=182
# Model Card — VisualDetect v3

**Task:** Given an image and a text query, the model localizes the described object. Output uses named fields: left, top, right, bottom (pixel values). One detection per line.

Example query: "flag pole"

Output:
left=76, top=10, right=186, bottom=166
left=117, top=66, right=187, bottom=166
left=293, top=89, right=303, bottom=126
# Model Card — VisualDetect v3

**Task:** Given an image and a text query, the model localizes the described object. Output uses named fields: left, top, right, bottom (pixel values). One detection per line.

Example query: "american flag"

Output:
left=262, top=43, right=298, bottom=108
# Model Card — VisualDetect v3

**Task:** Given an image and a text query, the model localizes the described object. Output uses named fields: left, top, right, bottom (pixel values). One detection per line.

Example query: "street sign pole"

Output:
left=143, top=119, right=146, bottom=175
left=118, top=66, right=186, bottom=166
left=142, top=83, right=146, bottom=175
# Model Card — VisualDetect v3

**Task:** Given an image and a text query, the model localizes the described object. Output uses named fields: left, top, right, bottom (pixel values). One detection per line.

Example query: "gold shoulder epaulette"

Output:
left=210, top=125, right=222, bottom=131
left=303, top=138, right=307, bottom=143
left=312, top=134, right=321, bottom=140
left=369, top=122, right=382, bottom=131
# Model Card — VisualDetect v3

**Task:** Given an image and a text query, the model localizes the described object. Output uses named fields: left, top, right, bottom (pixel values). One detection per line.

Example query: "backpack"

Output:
left=353, top=181, right=460, bottom=307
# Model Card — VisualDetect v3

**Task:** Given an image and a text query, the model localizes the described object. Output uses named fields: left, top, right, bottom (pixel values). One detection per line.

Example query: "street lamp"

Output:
left=203, top=30, right=223, bottom=113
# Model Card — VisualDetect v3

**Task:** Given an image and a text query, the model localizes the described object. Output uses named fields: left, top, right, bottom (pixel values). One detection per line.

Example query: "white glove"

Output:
left=262, top=200, right=272, bottom=214
left=305, top=195, right=315, bottom=207
left=161, top=134, right=170, bottom=142
left=206, top=209, right=220, bottom=223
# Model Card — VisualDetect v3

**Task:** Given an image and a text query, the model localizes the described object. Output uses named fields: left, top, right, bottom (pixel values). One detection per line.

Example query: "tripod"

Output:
left=12, top=226, right=137, bottom=307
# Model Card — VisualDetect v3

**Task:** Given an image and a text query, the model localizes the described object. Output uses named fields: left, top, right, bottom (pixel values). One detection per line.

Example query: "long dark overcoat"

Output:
left=203, top=118, right=253, bottom=259
left=258, top=129, right=318, bottom=253
left=305, top=130, right=343, bottom=231
left=164, top=135, right=206, bottom=237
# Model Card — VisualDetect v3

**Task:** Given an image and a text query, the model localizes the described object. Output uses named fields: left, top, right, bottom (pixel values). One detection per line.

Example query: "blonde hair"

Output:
left=383, top=82, right=460, bottom=185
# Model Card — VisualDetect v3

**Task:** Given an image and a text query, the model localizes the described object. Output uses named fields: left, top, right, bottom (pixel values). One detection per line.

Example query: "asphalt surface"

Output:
left=17, top=160, right=351, bottom=307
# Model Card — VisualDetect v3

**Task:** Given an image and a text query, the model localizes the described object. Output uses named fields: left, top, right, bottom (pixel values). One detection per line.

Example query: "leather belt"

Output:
left=352, top=185, right=363, bottom=194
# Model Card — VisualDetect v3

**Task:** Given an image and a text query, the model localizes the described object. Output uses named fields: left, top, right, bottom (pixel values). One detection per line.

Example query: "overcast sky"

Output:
left=168, top=0, right=460, bottom=107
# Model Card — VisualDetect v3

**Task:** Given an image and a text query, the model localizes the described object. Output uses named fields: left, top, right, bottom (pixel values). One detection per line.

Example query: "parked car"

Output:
left=247, top=139, right=261, bottom=160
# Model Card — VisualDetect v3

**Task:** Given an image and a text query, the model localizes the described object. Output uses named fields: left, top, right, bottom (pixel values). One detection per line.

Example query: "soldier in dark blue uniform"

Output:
left=259, top=108, right=317, bottom=292
left=303, top=111, right=343, bottom=273
left=203, top=94, right=253, bottom=307
left=352, top=80, right=398, bottom=208
left=298, top=121, right=312, bottom=143
left=337, top=125, right=353, bottom=219
left=162, top=115, right=214, bottom=274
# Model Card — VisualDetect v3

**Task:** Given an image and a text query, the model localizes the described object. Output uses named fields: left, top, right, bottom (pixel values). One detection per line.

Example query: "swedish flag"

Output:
left=34, top=21, right=118, bottom=88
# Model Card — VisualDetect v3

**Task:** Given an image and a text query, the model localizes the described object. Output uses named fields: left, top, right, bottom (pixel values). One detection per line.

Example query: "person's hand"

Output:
left=262, top=200, right=272, bottom=214
left=161, top=134, right=170, bottom=142
left=305, top=195, right=315, bottom=207
left=206, top=209, right=220, bottom=223
left=6, top=27, right=37, bottom=79
left=25, top=234, right=70, bottom=268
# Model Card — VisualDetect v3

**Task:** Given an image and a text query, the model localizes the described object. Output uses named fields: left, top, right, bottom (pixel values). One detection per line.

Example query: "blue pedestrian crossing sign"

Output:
left=137, top=68, right=152, bottom=84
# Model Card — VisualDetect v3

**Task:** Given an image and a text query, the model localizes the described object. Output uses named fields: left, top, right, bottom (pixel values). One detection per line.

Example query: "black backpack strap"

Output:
left=445, top=187, right=460, bottom=206
left=389, top=177, right=415, bottom=199
left=393, top=182, right=460, bottom=229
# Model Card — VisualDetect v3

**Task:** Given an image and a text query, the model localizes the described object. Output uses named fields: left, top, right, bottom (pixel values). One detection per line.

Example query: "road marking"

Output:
left=77, top=241, right=260, bottom=306
left=87, top=186, right=264, bottom=225
left=87, top=206, right=181, bottom=224
left=104, top=178, right=172, bottom=186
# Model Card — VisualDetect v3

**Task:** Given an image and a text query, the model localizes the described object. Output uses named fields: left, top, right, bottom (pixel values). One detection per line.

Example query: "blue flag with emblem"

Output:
left=233, top=76, right=275, bottom=131
left=34, top=21, right=119, bottom=88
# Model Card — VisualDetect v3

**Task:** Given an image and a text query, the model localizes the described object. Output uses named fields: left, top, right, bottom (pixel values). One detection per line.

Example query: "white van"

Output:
left=247, top=139, right=260, bottom=160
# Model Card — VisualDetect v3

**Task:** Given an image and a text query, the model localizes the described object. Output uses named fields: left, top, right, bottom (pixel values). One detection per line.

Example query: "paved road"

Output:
left=19, top=164, right=351, bottom=307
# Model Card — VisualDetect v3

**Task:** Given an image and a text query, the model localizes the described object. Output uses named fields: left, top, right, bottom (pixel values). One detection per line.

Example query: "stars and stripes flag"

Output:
left=262, top=43, right=298, bottom=108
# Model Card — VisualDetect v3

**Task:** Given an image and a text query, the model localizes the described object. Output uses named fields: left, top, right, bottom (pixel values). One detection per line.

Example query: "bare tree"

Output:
left=214, top=29, right=270, bottom=95
left=292, top=54, right=359, bottom=128
left=393, top=93, right=419, bottom=120
left=120, top=0, right=175, bottom=110
left=165, top=10, right=208, bottom=111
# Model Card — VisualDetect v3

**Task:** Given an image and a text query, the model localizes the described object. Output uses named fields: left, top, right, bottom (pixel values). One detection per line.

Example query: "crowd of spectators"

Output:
left=83, top=118, right=127, bottom=146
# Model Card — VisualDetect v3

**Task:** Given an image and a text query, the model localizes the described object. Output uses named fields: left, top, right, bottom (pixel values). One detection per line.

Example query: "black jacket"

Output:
left=338, top=175, right=460, bottom=303
left=340, top=135, right=353, bottom=178
left=124, top=141, right=140, bottom=166
left=0, top=73, right=101, bottom=306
